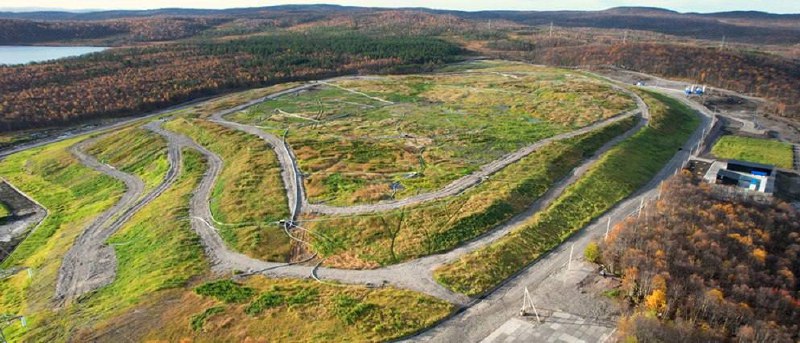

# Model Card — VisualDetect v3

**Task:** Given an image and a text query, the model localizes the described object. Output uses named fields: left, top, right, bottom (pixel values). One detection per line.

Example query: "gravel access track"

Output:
left=54, top=131, right=181, bottom=305
left=210, top=79, right=645, bottom=217
left=144, top=81, right=649, bottom=306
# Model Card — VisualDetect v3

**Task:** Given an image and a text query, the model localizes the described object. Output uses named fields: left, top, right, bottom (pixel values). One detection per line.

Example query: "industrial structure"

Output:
left=703, top=159, right=776, bottom=194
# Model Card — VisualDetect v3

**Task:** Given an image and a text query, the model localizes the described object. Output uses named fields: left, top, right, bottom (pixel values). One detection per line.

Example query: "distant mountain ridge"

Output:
left=0, top=5, right=796, bottom=21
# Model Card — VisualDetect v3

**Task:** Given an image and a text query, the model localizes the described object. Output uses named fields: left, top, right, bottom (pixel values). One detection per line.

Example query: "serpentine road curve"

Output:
left=46, top=74, right=652, bottom=308
left=135, top=79, right=651, bottom=306
left=0, top=70, right=723, bottom=342
left=209, top=79, right=645, bottom=217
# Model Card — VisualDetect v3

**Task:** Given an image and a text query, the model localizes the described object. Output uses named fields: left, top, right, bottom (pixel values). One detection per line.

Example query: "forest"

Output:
left=0, top=17, right=231, bottom=44
left=600, top=174, right=800, bottom=342
left=0, top=31, right=461, bottom=131
left=1, top=6, right=799, bottom=131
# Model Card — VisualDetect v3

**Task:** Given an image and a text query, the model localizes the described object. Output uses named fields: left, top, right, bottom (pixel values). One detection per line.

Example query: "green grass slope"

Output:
left=303, top=116, right=638, bottom=268
left=86, top=127, right=170, bottom=191
left=164, top=118, right=291, bottom=262
left=433, top=90, right=699, bottom=296
left=0, top=137, right=126, bottom=337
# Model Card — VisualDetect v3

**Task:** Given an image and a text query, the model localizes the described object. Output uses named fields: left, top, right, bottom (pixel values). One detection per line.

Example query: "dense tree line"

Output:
left=600, top=173, right=800, bottom=342
left=493, top=42, right=800, bottom=120
left=0, top=32, right=461, bottom=131
left=0, top=17, right=229, bottom=45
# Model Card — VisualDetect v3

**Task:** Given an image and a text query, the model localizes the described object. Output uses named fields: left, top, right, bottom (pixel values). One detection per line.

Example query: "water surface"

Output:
left=0, top=46, right=108, bottom=65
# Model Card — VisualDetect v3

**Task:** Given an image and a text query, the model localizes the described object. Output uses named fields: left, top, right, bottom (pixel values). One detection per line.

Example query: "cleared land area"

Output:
left=434, top=90, right=699, bottom=296
left=163, top=118, right=291, bottom=262
left=2, top=62, right=698, bottom=342
left=711, top=135, right=794, bottom=169
left=230, top=62, right=634, bottom=207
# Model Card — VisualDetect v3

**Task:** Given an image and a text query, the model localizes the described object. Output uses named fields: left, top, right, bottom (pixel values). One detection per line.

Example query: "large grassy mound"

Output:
left=434, top=90, right=699, bottom=296
left=0, top=137, right=126, bottom=338
left=86, top=126, right=170, bottom=192
left=130, top=277, right=453, bottom=342
left=230, top=61, right=635, bottom=206
left=302, top=116, right=638, bottom=268
left=164, top=118, right=292, bottom=262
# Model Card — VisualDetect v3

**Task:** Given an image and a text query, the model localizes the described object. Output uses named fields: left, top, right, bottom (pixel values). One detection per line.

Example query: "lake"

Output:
left=0, top=46, right=108, bottom=65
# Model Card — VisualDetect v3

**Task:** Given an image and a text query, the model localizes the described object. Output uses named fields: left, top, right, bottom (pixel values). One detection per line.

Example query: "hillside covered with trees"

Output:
left=600, top=174, right=800, bottom=342
left=0, top=31, right=461, bottom=130
left=1, top=6, right=799, bottom=131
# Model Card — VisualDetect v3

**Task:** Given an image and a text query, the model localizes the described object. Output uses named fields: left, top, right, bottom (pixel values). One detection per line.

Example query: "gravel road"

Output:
left=54, top=129, right=182, bottom=305
left=210, top=80, right=644, bottom=217
left=402, top=85, right=714, bottom=343
left=54, top=138, right=146, bottom=305
left=138, top=81, right=650, bottom=306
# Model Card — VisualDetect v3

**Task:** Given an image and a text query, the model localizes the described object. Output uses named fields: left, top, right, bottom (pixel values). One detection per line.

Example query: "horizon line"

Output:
left=0, top=4, right=798, bottom=15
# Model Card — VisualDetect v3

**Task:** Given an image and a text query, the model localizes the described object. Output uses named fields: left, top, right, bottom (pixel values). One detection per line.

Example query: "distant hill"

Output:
left=3, top=5, right=795, bottom=44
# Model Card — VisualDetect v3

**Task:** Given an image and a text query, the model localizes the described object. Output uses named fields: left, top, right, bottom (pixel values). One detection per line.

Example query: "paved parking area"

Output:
left=481, top=312, right=614, bottom=343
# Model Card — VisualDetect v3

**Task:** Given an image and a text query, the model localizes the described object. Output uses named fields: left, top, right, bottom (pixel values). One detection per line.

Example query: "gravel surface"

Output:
left=54, top=130, right=182, bottom=305
left=142, top=79, right=650, bottom=307
left=210, top=80, right=643, bottom=217
left=402, top=82, right=714, bottom=343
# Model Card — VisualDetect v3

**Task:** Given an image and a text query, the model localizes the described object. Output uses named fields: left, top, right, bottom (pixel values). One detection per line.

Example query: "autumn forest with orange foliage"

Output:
left=600, top=173, right=800, bottom=342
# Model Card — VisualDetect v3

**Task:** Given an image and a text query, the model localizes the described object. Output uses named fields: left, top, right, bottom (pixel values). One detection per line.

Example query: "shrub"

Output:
left=194, top=280, right=255, bottom=303
left=245, top=292, right=284, bottom=316
left=332, top=295, right=375, bottom=324
left=190, top=306, right=225, bottom=331
left=584, top=242, right=601, bottom=263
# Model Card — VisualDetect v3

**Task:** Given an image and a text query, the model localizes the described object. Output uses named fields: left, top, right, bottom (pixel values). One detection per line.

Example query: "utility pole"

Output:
left=638, top=198, right=645, bottom=219
left=622, top=30, right=628, bottom=44
left=567, top=243, right=575, bottom=270
left=719, top=35, right=726, bottom=51
left=605, top=217, right=611, bottom=241
left=549, top=22, right=554, bottom=38
left=520, top=287, right=542, bottom=323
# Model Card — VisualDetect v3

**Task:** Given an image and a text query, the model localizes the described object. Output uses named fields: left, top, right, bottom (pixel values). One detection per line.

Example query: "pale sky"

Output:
left=1, top=0, right=799, bottom=14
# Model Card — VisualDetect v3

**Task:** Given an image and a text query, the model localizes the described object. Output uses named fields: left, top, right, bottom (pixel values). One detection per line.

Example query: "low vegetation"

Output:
left=195, top=280, right=256, bottom=304
left=601, top=174, right=800, bottom=342
left=143, top=276, right=453, bottom=342
left=86, top=126, right=170, bottom=191
left=164, top=118, right=291, bottom=261
left=302, top=116, right=638, bottom=268
left=711, top=135, right=794, bottom=169
left=232, top=61, right=634, bottom=206
left=0, top=201, right=9, bottom=219
left=433, top=90, right=699, bottom=296
left=0, top=137, right=125, bottom=333
left=1, top=148, right=209, bottom=341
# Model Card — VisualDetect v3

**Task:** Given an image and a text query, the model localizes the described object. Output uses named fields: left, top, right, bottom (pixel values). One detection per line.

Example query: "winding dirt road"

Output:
left=0, top=68, right=727, bottom=342
left=54, top=129, right=182, bottom=305
left=209, top=79, right=644, bottom=217
left=134, top=79, right=650, bottom=306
